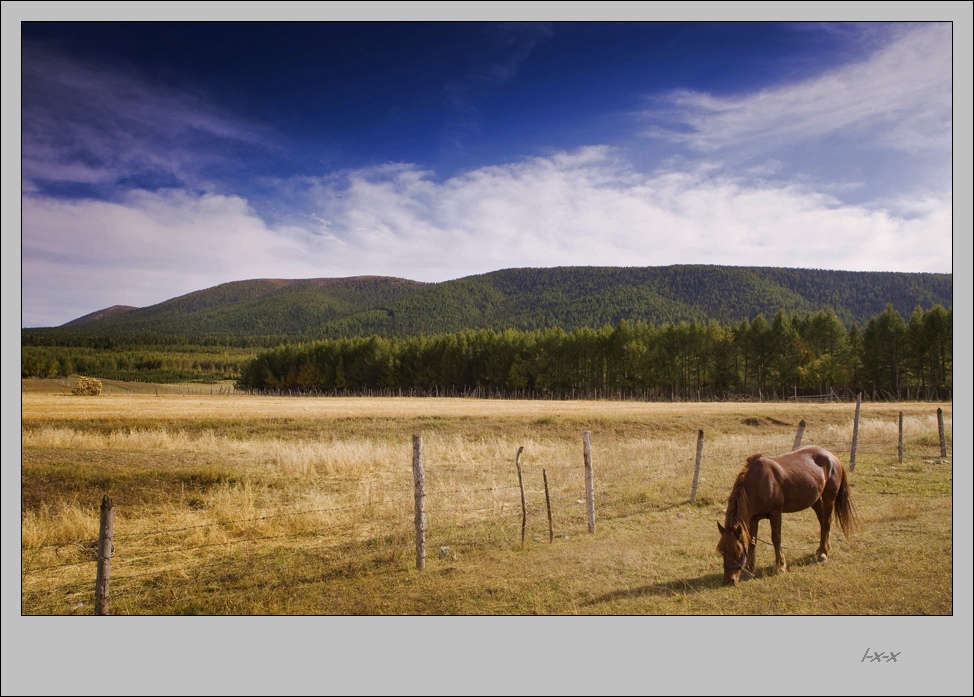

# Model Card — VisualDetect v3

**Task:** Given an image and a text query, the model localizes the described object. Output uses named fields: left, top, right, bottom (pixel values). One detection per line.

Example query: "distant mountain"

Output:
left=49, top=266, right=952, bottom=339
left=60, top=305, right=139, bottom=327
left=57, top=276, right=428, bottom=336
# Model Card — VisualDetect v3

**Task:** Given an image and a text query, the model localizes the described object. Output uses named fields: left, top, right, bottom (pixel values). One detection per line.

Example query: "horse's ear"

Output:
left=717, top=522, right=725, bottom=534
left=732, top=523, right=744, bottom=539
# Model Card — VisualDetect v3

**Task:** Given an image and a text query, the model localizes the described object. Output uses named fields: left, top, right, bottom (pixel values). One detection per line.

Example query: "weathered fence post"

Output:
left=583, top=431, right=595, bottom=533
left=95, top=495, right=114, bottom=616
left=690, top=429, right=704, bottom=503
left=850, top=393, right=862, bottom=471
left=937, top=408, right=947, bottom=458
left=516, top=446, right=526, bottom=548
left=412, top=435, right=426, bottom=570
left=898, top=411, right=904, bottom=463
left=543, top=468, right=553, bottom=543
left=793, top=419, right=806, bottom=451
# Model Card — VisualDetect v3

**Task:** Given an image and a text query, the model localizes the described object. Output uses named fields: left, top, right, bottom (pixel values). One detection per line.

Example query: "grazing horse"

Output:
left=716, top=445, right=857, bottom=586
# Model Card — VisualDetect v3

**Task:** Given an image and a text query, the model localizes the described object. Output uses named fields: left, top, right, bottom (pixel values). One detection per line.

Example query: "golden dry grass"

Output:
left=21, top=382, right=953, bottom=616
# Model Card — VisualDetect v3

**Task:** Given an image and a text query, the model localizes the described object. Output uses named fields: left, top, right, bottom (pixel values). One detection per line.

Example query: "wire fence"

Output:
left=21, top=405, right=951, bottom=615
left=21, top=470, right=612, bottom=614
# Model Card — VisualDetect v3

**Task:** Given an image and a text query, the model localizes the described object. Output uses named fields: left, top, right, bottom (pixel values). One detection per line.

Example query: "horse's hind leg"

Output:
left=769, top=511, right=786, bottom=573
left=812, top=499, right=831, bottom=562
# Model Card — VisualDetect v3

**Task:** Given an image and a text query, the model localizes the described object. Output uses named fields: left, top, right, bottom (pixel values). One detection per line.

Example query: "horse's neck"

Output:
left=727, top=486, right=749, bottom=526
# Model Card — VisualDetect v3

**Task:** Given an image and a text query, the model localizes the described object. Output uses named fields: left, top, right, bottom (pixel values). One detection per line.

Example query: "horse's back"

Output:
left=767, top=446, right=841, bottom=511
left=790, top=444, right=837, bottom=460
left=781, top=445, right=837, bottom=470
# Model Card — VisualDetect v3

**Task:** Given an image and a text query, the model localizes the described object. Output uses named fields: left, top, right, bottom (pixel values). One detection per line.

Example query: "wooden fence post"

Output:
left=690, top=430, right=704, bottom=503
left=516, top=446, right=526, bottom=548
left=583, top=431, right=595, bottom=533
left=412, top=435, right=426, bottom=570
left=937, top=408, right=947, bottom=458
left=898, top=411, right=904, bottom=463
left=543, top=469, right=553, bottom=543
left=95, top=495, right=114, bottom=616
left=850, top=393, right=862, bottom=471
left=793, top=419, right=806, bottom=450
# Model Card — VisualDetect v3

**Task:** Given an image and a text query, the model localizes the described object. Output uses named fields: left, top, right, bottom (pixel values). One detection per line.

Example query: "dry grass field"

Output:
left=20, top=377, right=953, bottom=617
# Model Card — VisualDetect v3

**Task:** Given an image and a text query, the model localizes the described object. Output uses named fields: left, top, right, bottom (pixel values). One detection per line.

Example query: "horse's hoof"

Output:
left=776, top=564, right=788, bottom=574
left=816, top=553, right=828, bottom=563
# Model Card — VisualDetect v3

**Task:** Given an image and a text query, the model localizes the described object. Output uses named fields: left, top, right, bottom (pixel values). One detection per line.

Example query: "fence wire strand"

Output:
left=22, top=418, right=950, bottom=614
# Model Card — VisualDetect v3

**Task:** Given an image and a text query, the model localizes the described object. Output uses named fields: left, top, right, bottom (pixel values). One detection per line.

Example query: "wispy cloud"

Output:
left=21, top=42, right=275, bottom=195
left=441, top=22, right=554, bottom=151
left=641, top=23, right=951, bottom=155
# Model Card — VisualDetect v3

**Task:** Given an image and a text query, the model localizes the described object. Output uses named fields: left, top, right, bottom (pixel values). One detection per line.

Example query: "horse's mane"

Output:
left=719, top=454, right=761, bottom=551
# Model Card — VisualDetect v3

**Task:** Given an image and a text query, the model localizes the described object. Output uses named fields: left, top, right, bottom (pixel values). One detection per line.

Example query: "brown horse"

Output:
left=716, top=445, right=857, bottom=585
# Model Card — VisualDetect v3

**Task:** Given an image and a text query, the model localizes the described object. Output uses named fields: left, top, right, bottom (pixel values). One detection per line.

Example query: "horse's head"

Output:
left=716, top=522, right=748, bottom=586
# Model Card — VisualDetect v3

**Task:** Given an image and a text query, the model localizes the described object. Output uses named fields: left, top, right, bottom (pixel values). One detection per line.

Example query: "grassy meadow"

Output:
left=21, top=377, right=953, bottom=615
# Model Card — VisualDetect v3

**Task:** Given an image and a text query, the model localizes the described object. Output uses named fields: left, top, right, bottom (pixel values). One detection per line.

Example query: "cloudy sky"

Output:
left=12, top=14, right=964, bottom=327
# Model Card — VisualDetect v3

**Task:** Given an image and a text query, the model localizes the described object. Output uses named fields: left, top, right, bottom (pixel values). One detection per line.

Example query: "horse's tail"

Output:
left=833, top=462, right=860, bottom=539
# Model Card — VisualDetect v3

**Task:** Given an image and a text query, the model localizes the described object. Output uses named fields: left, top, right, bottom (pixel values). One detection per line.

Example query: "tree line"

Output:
left=21, top=344, right=255, bottom=384
left=235, top=304, right=952, bottom=401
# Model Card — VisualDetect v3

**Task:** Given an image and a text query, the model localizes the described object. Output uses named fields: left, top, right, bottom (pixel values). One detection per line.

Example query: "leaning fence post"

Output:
left=516, top=446, right=527, bottom=548
left=793, top=419, right=806, bottom=450
left=95, top=495, right=114, bottom=615
left=412, top=435, right=426, bottom=570
left=937, top=408, right=947, bottom=458
left=543, top=468, right=554, bottom=543
left=583, top=431, right=595, bottom=533
left=690, top=429, right=704, bottom=503
left=898, top=411, right=904, bottom=463
left=850, top=393, right=862, bottom=471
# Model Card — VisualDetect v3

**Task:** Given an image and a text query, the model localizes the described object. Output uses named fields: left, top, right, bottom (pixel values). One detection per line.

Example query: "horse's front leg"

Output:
left=812, top=500, right=831, bottom=562
left=746, top=516, right=760, bottom=574
left=769, top=511, right=786, bottom=573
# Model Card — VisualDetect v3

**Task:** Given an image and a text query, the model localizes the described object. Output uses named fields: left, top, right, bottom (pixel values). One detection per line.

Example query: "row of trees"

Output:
left=236, top=305, right=952, bottom=401
left=21, top=345, right=252, bottom=384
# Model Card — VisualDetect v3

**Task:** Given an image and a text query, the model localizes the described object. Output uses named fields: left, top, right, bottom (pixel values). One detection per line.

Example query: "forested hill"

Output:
left=43, top=265, right=951, bottom=340
left=51, top=276, right=429, bottom=338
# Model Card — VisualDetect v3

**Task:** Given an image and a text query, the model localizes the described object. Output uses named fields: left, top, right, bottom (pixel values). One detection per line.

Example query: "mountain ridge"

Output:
left=61, top=304, right=140, bottom=327
left=51, top=265, right=952, bottom=338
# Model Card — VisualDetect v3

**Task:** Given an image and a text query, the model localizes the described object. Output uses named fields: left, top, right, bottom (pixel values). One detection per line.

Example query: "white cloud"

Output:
left=302, top=147, right=951, bottom=274
left=25, top=141, right=956, bottom=326
left=642, top=23, right=952, bottom=155
left=21, top=143, right=953, bottom=326
left=21, top=190, right=323, bottom=326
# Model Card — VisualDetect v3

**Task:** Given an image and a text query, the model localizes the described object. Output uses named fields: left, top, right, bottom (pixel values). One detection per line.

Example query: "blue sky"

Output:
left=11, top=13, right=965, bottom=327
